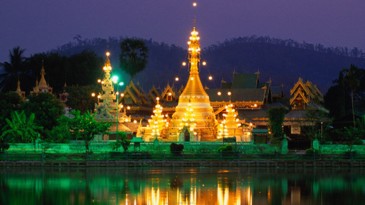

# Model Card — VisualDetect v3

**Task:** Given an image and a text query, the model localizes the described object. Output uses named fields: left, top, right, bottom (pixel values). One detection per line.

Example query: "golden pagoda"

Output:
left=31, top=61, right=53, bottom=95
left=168, top=27, right=217, bottom=141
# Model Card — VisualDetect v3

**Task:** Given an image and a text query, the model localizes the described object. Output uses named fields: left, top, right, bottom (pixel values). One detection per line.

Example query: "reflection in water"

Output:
left=1, top=167, right=365, bottom=204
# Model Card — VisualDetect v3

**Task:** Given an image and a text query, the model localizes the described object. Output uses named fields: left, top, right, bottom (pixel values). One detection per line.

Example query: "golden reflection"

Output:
left=150, top=187, right=160, bottom=205
left=218, top=183, right=229, bottom=205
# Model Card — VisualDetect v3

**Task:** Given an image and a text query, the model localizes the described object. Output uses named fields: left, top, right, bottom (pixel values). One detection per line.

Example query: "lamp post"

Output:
left=112, top=75, right=124, bottom=141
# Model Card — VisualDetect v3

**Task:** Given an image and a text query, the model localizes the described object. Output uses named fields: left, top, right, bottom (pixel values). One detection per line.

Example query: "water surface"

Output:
left=1, top=167, right=364, bottom=204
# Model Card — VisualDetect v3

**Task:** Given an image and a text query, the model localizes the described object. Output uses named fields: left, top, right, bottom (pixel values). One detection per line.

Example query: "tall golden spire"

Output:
left=169, top=26, right=217, bottom=141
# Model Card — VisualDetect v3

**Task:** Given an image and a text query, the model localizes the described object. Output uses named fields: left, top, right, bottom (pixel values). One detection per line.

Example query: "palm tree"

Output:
left=0, top=47, right=27, bottom=91
left=341, top=65, right=361, bottom=127
left=119, top=38, right=148, bottom=79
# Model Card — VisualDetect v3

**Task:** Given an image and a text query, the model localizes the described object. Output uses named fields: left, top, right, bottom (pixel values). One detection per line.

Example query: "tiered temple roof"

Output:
left=284, top=78, right=328, bottom=128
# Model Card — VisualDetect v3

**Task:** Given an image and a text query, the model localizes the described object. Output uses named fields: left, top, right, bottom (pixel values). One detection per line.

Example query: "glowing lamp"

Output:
left=111, top=75, right=119, bottom=84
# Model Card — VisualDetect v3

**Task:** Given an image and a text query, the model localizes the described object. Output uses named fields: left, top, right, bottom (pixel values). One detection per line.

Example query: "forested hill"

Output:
left=55, top=36, right=365, bottom=93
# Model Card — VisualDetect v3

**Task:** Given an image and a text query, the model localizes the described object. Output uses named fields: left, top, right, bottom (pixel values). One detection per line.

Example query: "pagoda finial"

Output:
left=192, top=2, right=198, bottom=26
left=103, top=51, right=112, bottom=72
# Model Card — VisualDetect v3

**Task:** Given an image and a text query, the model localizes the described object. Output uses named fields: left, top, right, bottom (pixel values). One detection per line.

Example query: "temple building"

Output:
left=207, top=72, right=267, bottom=109
left=283, top=78, right=328, bottom=147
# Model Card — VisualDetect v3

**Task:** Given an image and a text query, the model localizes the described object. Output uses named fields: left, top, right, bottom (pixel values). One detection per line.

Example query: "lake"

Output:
left=1, top=167, right=364, bottom=204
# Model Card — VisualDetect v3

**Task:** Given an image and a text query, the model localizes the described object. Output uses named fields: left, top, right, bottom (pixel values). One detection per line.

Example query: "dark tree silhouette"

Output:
left=22, top=93, right=65, bottom=133
left=340, top=65, right=362, bottom=126
left=119, top=38, right=148, bottom=79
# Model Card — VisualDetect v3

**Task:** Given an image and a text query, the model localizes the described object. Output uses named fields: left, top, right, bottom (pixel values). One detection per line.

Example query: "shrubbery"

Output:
left=170, top=143, right=184, bottom=156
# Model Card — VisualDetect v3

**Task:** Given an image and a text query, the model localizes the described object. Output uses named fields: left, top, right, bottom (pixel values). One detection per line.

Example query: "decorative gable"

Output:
left=160, top=84, right=177, bottom=102
left=148, top=86, right=160, bottom=103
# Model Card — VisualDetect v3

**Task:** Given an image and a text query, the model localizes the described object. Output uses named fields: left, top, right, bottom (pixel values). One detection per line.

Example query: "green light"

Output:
left=119, top=82, right=124, bottom=86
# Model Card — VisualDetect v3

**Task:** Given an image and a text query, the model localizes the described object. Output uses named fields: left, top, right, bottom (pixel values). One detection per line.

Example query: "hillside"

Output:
left=54, top=36, right=365, bottom=94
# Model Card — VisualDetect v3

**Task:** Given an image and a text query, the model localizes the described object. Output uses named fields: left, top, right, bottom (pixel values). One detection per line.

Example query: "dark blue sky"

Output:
left=1, top=0, right=365, bottom=62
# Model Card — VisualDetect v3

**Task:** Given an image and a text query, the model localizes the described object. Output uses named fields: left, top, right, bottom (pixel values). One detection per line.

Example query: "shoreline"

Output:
left=1, top=159, right=365, bottom=168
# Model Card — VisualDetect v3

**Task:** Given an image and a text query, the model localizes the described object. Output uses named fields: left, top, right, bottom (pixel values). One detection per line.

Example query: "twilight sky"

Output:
left=1, top=0, right=365, bottom=62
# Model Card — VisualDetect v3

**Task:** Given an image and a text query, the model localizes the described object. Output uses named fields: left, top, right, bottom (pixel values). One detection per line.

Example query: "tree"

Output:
left=303, top=109, right=330, bottom=141
left=0, top=47, right=28, bottom=91
left=111, top=132, right=131, bottom=153
left=324, top=84, right=347, bottom=120
left=0, top=92, right=23, bottom=130
left=324, top=65, right=365, bottom=128
left=25, top=52, right=67, bottom=93
left=66, top=51, right=104, bottom=86
left=68, top=110, right=110, bottom=153
left=268, top=108, right=287, bottom=140
left=119, top=38, right=148, bottom=79
left=45, top=116, right=72, bottom=143
left=25, top=51, right=103, bottom=92
left=22, top=93, right=65, bottom=133
left=0, top=111, right=42, bottom=146
left=66, top=85, right=99, bottom=113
